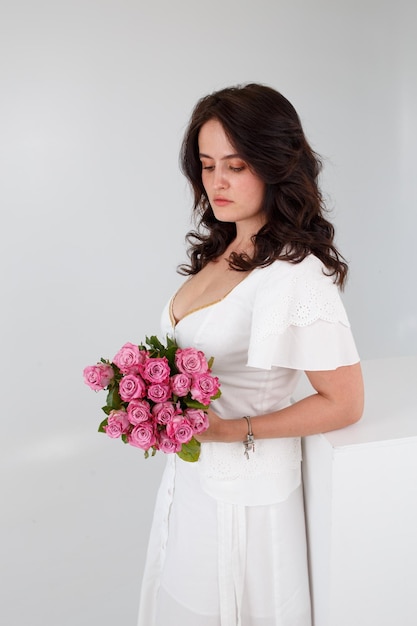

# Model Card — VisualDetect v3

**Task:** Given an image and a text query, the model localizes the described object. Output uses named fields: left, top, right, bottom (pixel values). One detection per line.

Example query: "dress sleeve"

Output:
left=246, top=256, right=360, bottom=371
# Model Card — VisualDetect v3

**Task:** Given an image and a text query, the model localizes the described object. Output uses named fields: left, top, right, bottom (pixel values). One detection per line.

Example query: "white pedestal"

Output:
left=298, top=356, right=417, bottom=626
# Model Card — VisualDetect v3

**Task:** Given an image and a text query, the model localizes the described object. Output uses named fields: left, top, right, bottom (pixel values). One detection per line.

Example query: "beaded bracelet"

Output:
left=243, top=415, right=255, bottom=459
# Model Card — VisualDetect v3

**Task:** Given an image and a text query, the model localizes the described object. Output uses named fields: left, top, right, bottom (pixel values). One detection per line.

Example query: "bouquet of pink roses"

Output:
left=83, top=336, right=221, bottom=462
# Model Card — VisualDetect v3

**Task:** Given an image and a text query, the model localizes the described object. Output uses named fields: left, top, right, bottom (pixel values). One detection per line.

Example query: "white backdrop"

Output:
left=1, top=1, right=416, bottom=624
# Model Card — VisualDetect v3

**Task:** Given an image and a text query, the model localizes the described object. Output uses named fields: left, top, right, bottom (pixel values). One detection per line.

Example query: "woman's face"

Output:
left=198, top=119, right=266, bottom=232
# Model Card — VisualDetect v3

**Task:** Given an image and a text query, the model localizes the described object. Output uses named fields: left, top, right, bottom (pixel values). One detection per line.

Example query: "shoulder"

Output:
left=255, top=255, right=335, bottom=290
left=252, top=255, right=348, bottom=330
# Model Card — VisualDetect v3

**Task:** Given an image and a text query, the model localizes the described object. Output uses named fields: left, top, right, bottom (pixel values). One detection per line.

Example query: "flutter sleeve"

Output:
left=247, top=256, right=360, bottom=371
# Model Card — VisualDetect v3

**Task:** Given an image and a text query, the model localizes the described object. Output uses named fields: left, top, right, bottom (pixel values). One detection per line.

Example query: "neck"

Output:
left=224, top=236, right=255, bottom=262
left=236, top=213, right=266, bottom=237
left=231, top=221, right=263, bottom=254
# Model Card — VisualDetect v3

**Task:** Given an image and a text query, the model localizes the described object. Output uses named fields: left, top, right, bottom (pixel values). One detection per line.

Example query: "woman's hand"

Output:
left=195, top=408, right=248, bottom=443
left=194, top=408, right=224, bottom=443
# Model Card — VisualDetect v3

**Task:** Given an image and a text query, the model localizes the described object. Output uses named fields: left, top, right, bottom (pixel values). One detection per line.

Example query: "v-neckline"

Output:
left=169, top=270, right=256, bottom=328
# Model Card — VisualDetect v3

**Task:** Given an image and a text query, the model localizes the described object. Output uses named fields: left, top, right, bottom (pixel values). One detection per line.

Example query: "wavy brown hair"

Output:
left=179, top=83, right=348, bottom=287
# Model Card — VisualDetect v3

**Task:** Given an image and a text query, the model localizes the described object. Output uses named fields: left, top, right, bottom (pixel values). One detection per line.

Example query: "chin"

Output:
left=211, top=210, right=236, bottom=223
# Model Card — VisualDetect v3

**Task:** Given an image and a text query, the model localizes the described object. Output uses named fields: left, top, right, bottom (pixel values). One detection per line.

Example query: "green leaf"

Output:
left=207, top=356, right=214, bottom=370
left=101, top=405, right=112, bottom=416
left=177, top=437, right=201, bottom=463
left=98, top=418, right=108, bottom=433
left=183, top=398, right=209, bottom=410
left=166, top=335, right=178, bottom=349
left=165, top=345, right=177, bottom=366
left=146, top=335, right=165, bottom=352
left=106, top=385, right=122, bottom=410
left=121, top=434, right=128, bottom=444
left=144, top=449, right=149, bottom=459
left=211, top=389, right=222, bottom=401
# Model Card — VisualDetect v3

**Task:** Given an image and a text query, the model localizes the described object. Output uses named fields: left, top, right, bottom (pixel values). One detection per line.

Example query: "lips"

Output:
left=213, top=197, right=232, bottom=207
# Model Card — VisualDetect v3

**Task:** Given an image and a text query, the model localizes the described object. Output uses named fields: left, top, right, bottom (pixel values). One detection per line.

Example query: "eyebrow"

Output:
left=199, top=152, right=242, bottom=160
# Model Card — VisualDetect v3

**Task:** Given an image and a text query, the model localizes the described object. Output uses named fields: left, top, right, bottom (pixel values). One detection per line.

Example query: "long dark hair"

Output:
left=179, top=83, right=348, bottom=287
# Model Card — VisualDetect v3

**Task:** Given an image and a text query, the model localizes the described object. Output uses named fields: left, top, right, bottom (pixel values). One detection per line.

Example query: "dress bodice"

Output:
left=160, top=255, right=359, bottom=506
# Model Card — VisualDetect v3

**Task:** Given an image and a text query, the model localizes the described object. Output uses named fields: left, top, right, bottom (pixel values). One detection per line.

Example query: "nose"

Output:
left=213, top=166, right=228, bottom=190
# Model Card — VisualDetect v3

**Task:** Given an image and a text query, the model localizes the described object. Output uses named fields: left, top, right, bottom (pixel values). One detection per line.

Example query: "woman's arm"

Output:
left=196, top=362, right=364, bottom=443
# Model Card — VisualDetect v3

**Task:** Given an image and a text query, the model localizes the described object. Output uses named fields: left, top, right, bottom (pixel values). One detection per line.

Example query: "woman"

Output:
left=138, top=84, right=364, bottom=626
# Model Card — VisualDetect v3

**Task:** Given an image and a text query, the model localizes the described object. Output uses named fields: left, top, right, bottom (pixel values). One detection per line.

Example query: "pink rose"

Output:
left=127, top=399, right=152, bottom=425
left=157, top=431, right=182, bottom=454
left=190, top=373, right=220, bottom=405
left=141, top=356, right=171, bottom=384
left=104, top=410, right=130, bottom=438
left=119, top=374, right=146, bottom=402
left=171, top=373, right=192, bottom=397
left=152, top=402, right=179, bottom=425
left=128, top=421, right=156, bottom=450
left=175, top=348, right=208, bottom=376
left=83, top=363, right=114, bottom=391
left=113, top=342, right=144, bottom=374
left=147, top=383, right=171, bottom=403
left=184, top=408, right=209, bottom=434
left=166, top=415, right=194, bottom=444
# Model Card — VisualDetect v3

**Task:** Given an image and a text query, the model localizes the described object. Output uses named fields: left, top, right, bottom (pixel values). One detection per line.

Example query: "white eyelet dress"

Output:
left=137, top=255, right=359, bottom=626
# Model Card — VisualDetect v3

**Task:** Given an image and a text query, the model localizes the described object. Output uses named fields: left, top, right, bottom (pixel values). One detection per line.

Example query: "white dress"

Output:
left=137, top=255, right=359, bottom=626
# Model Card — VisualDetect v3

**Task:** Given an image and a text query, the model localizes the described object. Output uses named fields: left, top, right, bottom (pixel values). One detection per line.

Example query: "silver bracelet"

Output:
left=242, top=415, right=255, bottom=459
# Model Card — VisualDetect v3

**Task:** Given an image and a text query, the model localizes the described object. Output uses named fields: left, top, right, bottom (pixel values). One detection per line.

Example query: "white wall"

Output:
left=0, top=1, right=416, bottom=624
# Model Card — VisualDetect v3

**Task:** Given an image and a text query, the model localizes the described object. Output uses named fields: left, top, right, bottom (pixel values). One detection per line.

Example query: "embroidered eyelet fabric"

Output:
left=246, top=255, right=357, bottom=370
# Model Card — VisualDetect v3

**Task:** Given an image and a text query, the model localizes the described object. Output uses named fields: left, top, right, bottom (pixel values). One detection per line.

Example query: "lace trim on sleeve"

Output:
left=252, top=272, right=350, bottom=345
